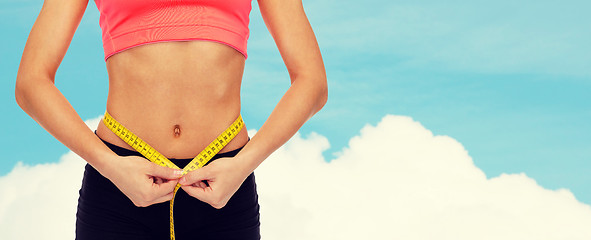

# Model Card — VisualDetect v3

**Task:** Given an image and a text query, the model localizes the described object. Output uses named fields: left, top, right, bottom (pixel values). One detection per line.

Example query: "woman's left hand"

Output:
left=179, top=156, right=251, bottom=209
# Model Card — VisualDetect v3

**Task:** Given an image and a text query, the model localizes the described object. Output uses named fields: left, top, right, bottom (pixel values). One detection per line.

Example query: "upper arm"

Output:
left=17, top=0, right=89, bottom=83
left=257, top=0, right=326, bottom=83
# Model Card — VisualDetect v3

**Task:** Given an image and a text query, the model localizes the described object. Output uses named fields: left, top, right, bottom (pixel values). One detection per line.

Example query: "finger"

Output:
left=148, top=164, right=183, bottom=180
left=179, top=167, right=212, bottom=186
left=153, top=180, right=179, bottom=196
left=153, top=177, right=165, bottom=184
left=181, top=184, right=212, bottom=203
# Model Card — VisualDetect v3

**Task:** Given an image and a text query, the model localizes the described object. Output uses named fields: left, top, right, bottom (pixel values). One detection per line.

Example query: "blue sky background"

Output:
left=1, top=0, right=590, bottom=206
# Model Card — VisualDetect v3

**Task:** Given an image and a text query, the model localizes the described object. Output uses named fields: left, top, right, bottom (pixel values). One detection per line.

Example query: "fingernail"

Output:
left=179, top=177, right=186, bottom=184
left=174, top=170, right=183, bottom=177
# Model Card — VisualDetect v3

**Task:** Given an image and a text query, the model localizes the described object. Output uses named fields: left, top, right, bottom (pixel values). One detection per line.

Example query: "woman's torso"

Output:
left=95, top=40, right=249, bottom=159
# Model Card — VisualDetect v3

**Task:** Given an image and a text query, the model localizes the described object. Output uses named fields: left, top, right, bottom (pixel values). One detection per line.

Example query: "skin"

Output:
left=15, top=0, right=327, bottom=210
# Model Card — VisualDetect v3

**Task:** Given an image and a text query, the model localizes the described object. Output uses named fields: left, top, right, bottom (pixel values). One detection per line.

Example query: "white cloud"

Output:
left=257, top=115, right=591, bottom=239
left=1, top=115, right=590, bottom=239
left=0, top=117, right=101, bottom=239
left=0, top=152, right=85, bottom=240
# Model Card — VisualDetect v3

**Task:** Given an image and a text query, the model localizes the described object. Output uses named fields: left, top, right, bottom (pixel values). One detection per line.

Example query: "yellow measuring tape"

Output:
left=102, top=111, right=244, bottom=240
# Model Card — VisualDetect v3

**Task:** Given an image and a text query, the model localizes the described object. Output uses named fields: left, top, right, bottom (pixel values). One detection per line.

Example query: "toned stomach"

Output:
left=95, top=40, right=249, bottom=159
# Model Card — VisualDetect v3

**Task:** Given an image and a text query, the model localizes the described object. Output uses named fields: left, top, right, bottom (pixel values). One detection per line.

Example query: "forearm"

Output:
left=236, top=76, right=327, bottom=173
left=15, top=75, right=117, bottom=173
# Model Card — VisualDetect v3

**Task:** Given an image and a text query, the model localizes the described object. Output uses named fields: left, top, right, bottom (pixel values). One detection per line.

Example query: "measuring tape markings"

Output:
left=102, top=111, right=244, bottom=240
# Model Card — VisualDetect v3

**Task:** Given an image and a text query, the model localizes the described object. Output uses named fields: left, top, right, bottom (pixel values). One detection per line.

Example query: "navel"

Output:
left=173, top=124, right=181, bottom=138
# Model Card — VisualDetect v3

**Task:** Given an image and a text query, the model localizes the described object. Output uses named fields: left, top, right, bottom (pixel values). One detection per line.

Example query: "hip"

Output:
left=76, top=134, right=260, bottom=239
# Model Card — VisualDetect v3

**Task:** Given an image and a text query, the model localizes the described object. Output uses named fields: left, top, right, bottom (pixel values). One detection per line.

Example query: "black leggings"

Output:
left=76, top=134, right=261, bottom=240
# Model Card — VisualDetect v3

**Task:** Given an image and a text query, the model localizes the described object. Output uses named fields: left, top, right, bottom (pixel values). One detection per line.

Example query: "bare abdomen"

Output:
left=95, top=40, right=249, bottom=159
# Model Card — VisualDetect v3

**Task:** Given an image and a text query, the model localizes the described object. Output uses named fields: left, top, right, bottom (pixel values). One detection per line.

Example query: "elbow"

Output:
left=14, top=77, right=27, bottom=110
left=317, top=78, right=328, bottom=111
left=313, top=73, right=328, bottom=113
left=290, top=68, right=328, bottom=114
left=299, top=69, right=327, bottom=113
left=14, top=74, right=43, bottom=112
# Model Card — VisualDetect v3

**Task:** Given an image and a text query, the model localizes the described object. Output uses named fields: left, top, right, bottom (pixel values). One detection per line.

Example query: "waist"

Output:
left=97, top=41, right=248, bottom=159
left=96, top=130, right=247, bottom=166
left=97, top=80, right=247, bottom=159
left=97, top=107, right=248, bottom=157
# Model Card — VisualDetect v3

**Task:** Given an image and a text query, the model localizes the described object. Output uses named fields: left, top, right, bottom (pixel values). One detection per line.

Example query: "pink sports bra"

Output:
left=93, top=0, right=252, bottom=61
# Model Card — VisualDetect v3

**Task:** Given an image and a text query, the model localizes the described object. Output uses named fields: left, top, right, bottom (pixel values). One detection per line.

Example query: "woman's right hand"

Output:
left=98, top=155, right=183, bottom=207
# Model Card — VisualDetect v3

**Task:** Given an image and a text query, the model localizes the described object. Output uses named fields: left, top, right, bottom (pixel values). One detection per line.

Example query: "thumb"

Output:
left=179, top=167, right=212, bottom=186
left=147, top=164, right=183, bottom=180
